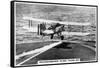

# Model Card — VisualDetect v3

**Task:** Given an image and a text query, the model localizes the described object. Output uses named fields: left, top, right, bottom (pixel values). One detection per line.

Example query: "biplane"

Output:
left=15, top=17, right=93, bottom=64
left=23, top=16, right=91, bottom=40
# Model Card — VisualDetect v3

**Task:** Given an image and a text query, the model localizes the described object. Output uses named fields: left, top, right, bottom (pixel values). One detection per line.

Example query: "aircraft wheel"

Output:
left=61, top=35, right=64, bottom=40
left=50, top=34, right=54, bottom=39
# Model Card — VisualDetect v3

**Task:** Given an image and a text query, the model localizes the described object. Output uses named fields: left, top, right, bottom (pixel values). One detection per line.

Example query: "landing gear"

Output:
left=50, top=34, right=54, bottom=39
left=60, top=35, right=64, bottom=40
left=50, top=34, right=64, bottom=40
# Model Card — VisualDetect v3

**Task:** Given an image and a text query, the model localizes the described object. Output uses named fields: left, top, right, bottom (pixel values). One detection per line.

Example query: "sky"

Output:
left=15, top=2, right=97, bottom=32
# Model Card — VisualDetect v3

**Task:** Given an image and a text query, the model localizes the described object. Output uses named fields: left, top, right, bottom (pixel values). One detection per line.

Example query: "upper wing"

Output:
left=23, top=17, right=91, bottom=26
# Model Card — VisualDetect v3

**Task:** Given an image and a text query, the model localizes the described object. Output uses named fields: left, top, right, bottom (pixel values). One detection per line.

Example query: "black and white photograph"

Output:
left=11, top=1, right=98, bottom=67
